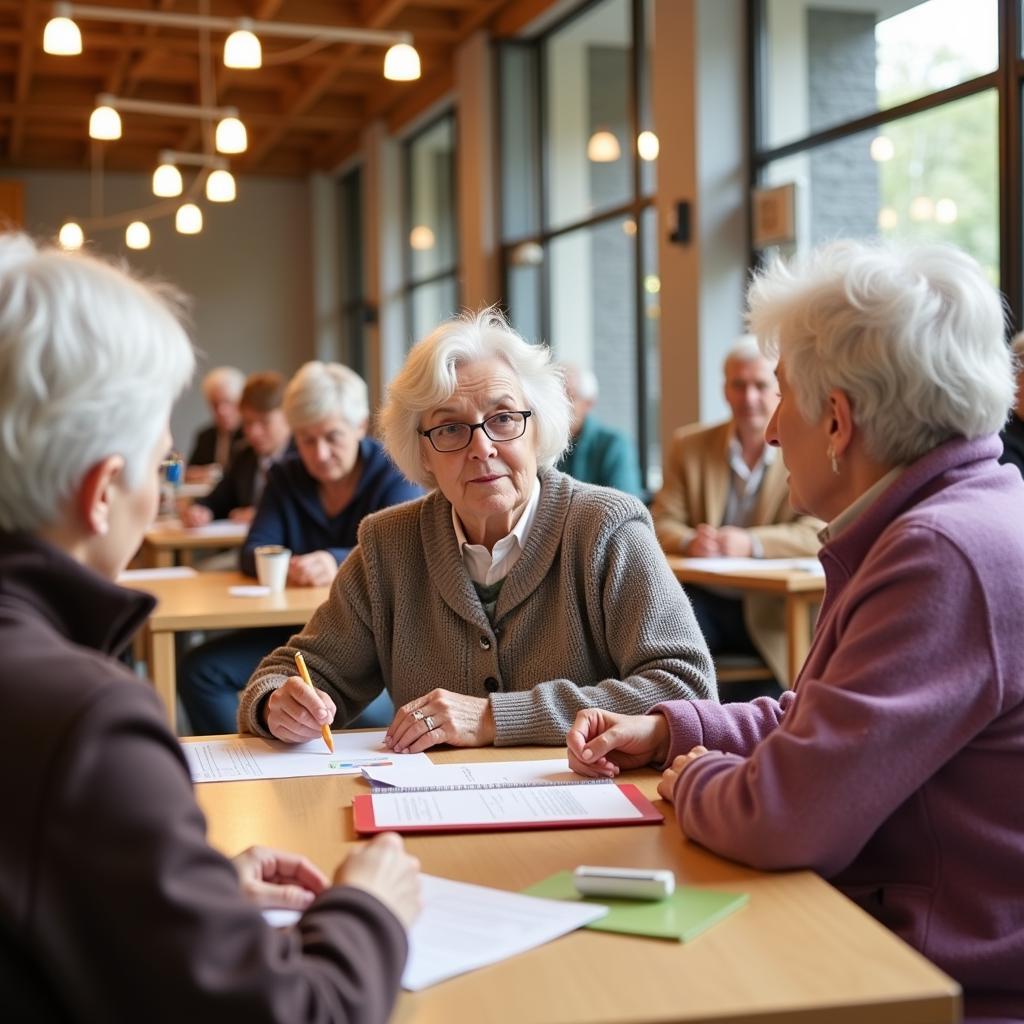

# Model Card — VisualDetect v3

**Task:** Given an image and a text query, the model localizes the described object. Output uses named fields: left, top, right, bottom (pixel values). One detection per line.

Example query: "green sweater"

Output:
left=556, top=415, right=644, bottom=498
left=239, top=469, right=716, bottom=745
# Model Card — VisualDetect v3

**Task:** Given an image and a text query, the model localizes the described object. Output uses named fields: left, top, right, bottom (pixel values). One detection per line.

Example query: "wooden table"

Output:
left=667, top=557, right=826, bottom=685
left=123, top=571, right=328, bottom=728
left=141, top=519, right=249, bottom=568
left=193, top=743, right=960, bottom=1024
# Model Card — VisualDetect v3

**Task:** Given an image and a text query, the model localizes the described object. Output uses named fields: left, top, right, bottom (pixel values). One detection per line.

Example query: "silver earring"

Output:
left=827, top=445, right=840, bottom=475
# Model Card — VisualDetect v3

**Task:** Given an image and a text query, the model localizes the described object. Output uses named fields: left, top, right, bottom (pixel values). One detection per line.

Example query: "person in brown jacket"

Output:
left=651, top=336, right=823, bottom=685
left=0, top=233, right=420, bottom=1022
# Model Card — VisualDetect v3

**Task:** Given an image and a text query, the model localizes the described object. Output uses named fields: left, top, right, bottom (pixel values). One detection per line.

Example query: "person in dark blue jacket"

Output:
left=179, top=361, right=422, bottom=735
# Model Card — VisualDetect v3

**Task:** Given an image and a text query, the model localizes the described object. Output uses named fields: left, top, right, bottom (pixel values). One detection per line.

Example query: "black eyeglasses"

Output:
left=418, top=410, right=532, bottom=453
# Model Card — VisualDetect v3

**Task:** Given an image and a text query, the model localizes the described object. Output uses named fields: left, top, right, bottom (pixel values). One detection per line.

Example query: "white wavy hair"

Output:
left=380, top=308, right=572, bottom=489
left=747, top=240, right=1012, bottom=466
left=201, top=365, right=244, bottom=401
left=283, top=361, right=369, bottom=430
left=0, top=233, right=194, bottom=532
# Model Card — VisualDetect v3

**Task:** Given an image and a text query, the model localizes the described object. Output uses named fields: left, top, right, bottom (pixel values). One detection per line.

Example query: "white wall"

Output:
left=1, top=169, right=316, bottom=454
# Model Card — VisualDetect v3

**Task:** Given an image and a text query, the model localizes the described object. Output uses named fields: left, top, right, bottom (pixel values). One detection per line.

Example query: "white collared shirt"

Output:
left=453, top=477, right=541, bottom=586
left=723, top=434, right=775, bottom=529
left=819, top=464, right=905, bottom=545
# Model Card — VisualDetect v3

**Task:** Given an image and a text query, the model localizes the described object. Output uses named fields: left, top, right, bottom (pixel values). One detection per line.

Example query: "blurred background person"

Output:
left=179, top=361, right=421, bottom=735
left=650, top=336, right=822, bottom=686
left=182, top=371, right=291, bottom=528
left=0, top=233, right=419, bottom=1020
left=568, top=240, right=1024, bottom=1024
left=236, top=309, right=714, bottom=752
left=186, top=365, right=245, bottom=483
left=999, top=329, right=1024, bottom=476
left=555, top=363, right=644, bottom=497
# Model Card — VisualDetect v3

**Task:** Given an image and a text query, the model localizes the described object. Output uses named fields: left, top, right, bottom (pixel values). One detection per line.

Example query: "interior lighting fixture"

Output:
left=215, top=116, right=247, bottom=154
left=383, top=43, right=421, bottom=81
left=869, top=135, right=895, bottom=162
left=88, top=104, right=121, bottom=140
left=409, top=225, right=436, bottom=251
left=637, top=130, right=660, bottom=161
left=223, top=20, right=261, bottom=69
left=58, top=221, right=84, bottom=250
left=42, top=5, right=82, bottom=55
left=175, top=203, right=203, bottom=235
left=587, top=129, right=621, bottom=163
left=909, top=195, right=935, bottom=222
left=125, top=221, right=151, bottom=250
left=205, top=169, right=236, bottom=203
left=877, top=207, right=899, bottom=231
left=152, top=163, right=183, bottom=198
left=42, top=4, right=420, bottom=81
left=935, top=197, right=958, bottom=224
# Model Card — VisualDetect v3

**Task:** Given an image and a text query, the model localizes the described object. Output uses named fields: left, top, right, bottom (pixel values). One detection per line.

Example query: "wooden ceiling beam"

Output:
left=8, top=0, right=38, bottom=160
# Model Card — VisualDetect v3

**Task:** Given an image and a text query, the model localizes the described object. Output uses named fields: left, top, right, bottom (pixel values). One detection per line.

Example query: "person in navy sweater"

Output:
left=568, top=240, right=1024, bottom=1024
left=179, top=361, right=421, bottom=735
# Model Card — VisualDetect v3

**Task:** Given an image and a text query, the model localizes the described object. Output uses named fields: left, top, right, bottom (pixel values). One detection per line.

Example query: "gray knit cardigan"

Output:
left=238, top=469, right=717, bottom=745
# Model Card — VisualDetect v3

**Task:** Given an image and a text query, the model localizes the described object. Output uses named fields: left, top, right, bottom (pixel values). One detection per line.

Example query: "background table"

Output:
left=666, top=556, right=826, bottom=685
left=141, top=519, right=249, bottom=568
left=123, top=571, right=328, bottom=729
left=192, top=743, right=960, bottom=1024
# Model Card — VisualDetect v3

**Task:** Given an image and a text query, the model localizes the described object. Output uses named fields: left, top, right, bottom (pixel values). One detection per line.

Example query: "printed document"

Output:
left=361, top=757, right=593, bottom=790
left=183, top=730, right=430, bottom=783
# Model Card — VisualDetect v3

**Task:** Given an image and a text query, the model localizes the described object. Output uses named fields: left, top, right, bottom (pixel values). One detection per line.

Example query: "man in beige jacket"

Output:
left=651, top=336, right=822, bottom=685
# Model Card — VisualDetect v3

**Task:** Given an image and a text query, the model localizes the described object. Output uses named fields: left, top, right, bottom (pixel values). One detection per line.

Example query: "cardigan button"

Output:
left=484, top=676, right=500, bottom=693
left=479, top=635, right=491, bottom=650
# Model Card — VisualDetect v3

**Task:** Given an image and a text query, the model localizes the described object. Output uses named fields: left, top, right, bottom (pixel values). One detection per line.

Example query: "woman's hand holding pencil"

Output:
left=263, top=655, right=339, bottom=746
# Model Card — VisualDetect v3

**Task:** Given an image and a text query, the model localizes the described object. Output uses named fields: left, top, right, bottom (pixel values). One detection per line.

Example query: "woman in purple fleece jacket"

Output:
left=568, top=240, right=1024, bottom=1024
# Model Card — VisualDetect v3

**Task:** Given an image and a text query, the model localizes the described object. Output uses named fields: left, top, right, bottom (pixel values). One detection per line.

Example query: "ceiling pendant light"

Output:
left=58, top=221, right=84, bottom=250
left=175, top=203, right=203, bottom=235
left=215, top=116, right=247, bottom=154
left=89, top=104, right=122, bottom=141
left=125, top=221, right=151, bottom=250
left=205, top=169, right=236, bottom=203
left=586, top=129, right=620, bottom=163
left=383, top=43, right=421, bottom=81
left=43, top=8, right=82, bottom=56
left=224, top=21, right=262, bottom=69
left=637, top=130, right=660, bottom=162
left=152, top=163, right=183, bottom=198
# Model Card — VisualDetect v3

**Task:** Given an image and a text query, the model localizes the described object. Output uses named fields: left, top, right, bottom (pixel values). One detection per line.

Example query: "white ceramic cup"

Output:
left=254, top=545, right=291, bottom=593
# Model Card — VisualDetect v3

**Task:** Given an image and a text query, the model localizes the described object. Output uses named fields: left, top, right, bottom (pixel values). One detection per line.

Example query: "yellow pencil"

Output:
left=294, top=651, right=334, bottom=753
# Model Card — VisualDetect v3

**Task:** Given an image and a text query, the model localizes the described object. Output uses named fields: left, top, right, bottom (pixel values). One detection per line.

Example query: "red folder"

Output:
left=352, top=783, right=664, bottom=835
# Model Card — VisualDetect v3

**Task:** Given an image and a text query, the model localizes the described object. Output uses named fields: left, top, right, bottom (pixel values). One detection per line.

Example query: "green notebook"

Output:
left=524, top=871, right=748, bottom=943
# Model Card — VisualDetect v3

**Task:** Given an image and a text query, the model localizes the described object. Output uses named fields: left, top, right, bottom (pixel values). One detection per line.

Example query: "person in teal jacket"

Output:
left=556, top=364, right=644, bottom=498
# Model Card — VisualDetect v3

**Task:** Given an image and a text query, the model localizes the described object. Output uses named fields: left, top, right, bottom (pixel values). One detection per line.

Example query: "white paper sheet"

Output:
left=260, top=875, right=606, bottom=991
left=362, top=757, right=592, bottom=790
left=118, top=566, right=198, bottom=581
left=678, top=556, right=823, bottom=576
left=367, top=783, right=643, bottom=828
left=404, top=875, right=606, bottom=989
left=183, top=730, right=431, bottom=783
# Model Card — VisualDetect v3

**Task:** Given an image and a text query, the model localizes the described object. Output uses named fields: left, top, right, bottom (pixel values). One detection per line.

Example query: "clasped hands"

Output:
left=567, top=708, right=709, bottom=801
left=233, top=833, right=421, bottom=929
left=266, top=677, right=495, bottom=753
left=686, top=523, right=753, bottom=558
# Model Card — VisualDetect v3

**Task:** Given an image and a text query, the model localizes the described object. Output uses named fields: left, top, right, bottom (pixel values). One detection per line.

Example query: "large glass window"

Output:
left=337, top=166, right=368, bottom=381
left=499, top=0, right=658, bottom=488
left=753, top=0, right=1012, bottom=307
left=402, top=112, right=458, bottom=348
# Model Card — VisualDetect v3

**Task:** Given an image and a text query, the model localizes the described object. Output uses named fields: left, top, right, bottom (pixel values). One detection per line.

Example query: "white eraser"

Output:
left=573, top=865, right=675, bottom=901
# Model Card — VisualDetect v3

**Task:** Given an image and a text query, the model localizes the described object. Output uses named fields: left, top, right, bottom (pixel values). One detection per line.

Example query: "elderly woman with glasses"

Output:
left=566, top=241, right=1024, bottom=1023
left=237, top=309, right=715, bottom=750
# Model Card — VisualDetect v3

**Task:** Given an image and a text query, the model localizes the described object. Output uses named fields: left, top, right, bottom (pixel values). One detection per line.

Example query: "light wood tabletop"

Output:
left=122, top=571, right=328, bottom=729
left=666, top=556, right=826, bottom=685
left=141, top=518, right=249, bottom=568
left=192, top=741, right=960, bottom=1024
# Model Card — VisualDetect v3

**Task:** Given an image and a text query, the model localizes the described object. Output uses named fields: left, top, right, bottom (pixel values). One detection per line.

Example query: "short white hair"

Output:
left=747, top=240, right=1012, bottom=466
left=562, top=363, right=598, bottom=402
left=723, top=333, right=765, bottom=370
left=0, top=233, right=195, bottom=532
left=202, top=365, right=244, bottom=401
left=380, top=307, right=572, bottom=489
left=283, top=361, right=368, bottom=431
